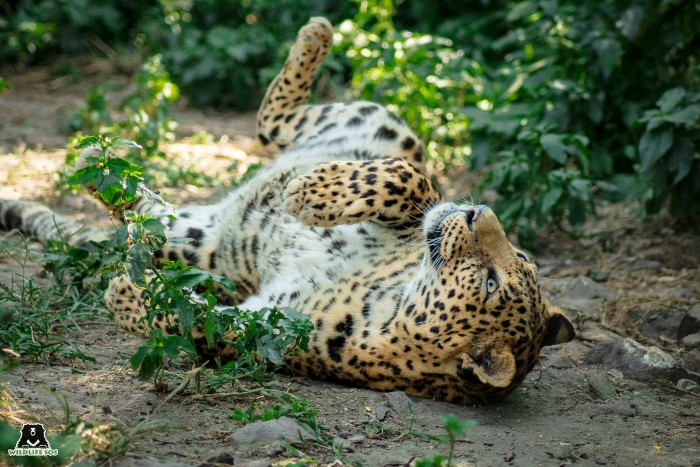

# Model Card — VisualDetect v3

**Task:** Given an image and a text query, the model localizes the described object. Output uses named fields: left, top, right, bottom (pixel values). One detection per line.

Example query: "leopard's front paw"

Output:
left=283, top=161, right=359, bottom=227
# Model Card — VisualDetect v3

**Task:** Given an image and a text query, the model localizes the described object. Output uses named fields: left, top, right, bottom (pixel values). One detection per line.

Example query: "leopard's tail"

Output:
left=0, top=199, right=111, bottom=246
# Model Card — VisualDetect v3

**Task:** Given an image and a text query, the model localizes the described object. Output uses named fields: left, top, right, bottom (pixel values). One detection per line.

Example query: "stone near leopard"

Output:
left=583, top=338, right=687, bottom=382
left=0, top=17, right=575, bottom=404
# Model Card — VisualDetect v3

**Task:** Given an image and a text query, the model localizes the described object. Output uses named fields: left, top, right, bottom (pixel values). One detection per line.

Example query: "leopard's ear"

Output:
left=463, top=341, right=516, bottom=388
left=542, top=303, right=575, bottom=347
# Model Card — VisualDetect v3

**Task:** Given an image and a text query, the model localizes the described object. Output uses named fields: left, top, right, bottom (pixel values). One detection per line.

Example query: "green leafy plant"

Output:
left=636, top=88, right=700, bottom=216
left=0, top=78, right=12, bottom=93
left=414, top=414, right=477, bottom=467
left=207, top=306, right=313, bottom=388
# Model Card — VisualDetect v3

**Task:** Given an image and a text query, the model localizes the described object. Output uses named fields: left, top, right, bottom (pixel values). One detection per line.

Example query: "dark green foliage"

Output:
left=0, top=0, right=156, bottom=62
left=336, top=0, right=699, bottom=242
left=3, top=0, right=698, bottom=238
left=1, top=0, right=353, bottom=109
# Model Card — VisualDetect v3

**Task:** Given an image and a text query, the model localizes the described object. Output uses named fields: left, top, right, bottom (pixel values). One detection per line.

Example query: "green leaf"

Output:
left=139, top=353, right=157, bottom=379
left=440, top=414, right=477, bottom=438
left=168, top=268, right=212, bottom=289
left=163, top=335, right=193, bottom=356
left=204, top=312, right=216, bottom=348
left=126, top=243, right=152, bottom=282
left=593, top=38, right=621, bottom=80
left=74, top=136, right=100, bottom=149
left=506, top=1, right=537, bottom=22
left=666, top=137, right=694, bottom=184
left=111, top=225, right=129, bottom=246
left=569, top=178, right=591, bottom=202
left=567, top=198, right=587, bottom=230
left=174, top=299, right=194, bottom=333
left=616, top=6, right=644, bottom=39
left=540, top=186, right=563, bottom=216
left=663, top=104, right=700, bottom=128
left=111, top=138, right=143, bottom=149
left=638, top=129, right=674, bottom=169
left=657, top=88, right=686, bottom=113
left=67, top=166, right=99, bottom=185
left=143, top=219, right=166, bottom=237
left=100, top=183, right=125, bottom=205
left=540, top=134, right=568, bottom=164
left=130, top=345, right=149, bottom=371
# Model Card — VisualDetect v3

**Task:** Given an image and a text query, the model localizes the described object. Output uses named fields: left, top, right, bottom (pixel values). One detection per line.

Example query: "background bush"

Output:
left=1, top=0, right=698, bottom=242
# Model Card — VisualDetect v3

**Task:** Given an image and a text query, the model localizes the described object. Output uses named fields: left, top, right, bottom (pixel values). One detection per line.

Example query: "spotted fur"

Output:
left=0, top=17, right=574, bottom=404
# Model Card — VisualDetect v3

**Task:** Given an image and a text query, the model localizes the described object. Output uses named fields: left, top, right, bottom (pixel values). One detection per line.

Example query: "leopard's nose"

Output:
left=465, top=205, right=486, bottom=232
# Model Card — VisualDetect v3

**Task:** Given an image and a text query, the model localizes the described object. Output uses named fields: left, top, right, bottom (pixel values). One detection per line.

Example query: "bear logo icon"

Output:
left=15, top=423, right=50, bottom=449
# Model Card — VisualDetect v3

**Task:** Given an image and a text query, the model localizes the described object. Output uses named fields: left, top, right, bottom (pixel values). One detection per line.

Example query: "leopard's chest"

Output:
left=242, top=221, right=422, bottom=313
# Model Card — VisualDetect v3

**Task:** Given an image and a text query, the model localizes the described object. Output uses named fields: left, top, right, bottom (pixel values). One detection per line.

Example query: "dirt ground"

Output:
left=1, top=59, right=699, bottom=466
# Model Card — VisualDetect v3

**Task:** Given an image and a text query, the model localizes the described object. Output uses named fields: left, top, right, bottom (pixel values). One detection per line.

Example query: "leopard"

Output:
left=0, top=17, right=574, bottom=404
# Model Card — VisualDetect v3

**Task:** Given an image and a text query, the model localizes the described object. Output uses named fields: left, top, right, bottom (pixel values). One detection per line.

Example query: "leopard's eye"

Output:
left=486, top=276, right=498, bottom=294
left=516, top=252, right=528, bottom=262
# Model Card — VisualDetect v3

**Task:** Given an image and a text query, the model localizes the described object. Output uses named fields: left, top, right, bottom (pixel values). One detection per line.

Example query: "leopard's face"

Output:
left=401, top=203, right=574, bottom=397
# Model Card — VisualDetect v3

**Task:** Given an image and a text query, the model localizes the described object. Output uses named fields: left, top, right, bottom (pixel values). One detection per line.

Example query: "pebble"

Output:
left=588, top=372, right=617, bottom=400
left=199, top=453, right=234, bottom=466
left=229, top=416, right=316, bottom=452
left=587, top=269, right=609, bottom=282
left=682, top=348, right=700, bottom=375
left=373, top=405, right=390, bottom=421
left=542, top=276, right=618, bottom=318
left=383, top=391, right=413, bottom=418
left=583, top=338, right=687, bottom=382
left=639, top=308, right=687, bottom=341
left=676, top=378, right=700, bottom=393
left=681, top=333, right=700, bottom=349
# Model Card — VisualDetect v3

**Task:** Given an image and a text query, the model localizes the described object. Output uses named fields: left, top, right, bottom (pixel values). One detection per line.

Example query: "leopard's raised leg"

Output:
left=256, top=17, right=334, bottom=151
left=283, top=157, right=443, bottom=229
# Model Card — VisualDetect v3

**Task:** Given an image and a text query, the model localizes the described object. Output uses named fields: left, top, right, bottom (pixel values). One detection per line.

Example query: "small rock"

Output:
left=348, top=434, right=365, bottom=443
left=383, top=391, right=413, bottom=418
left=503, top=452, right=516, bottom=462
left=639, top=308, right=687, bottom=341
left=542, top=276, right=617, bottom=318
left=586, top=401, right=637, bottom=418
left=688, top=306, right=700, bottom=322
left=102, top=406, right=112, bottom=415
left=680, top=309, right=700, bottom=338
left=199, top=453, right=234, bottom=466
left=682, top=349, right=700, bottom=375
left=373, top=405, right=390, bottom=421
left=681, top=333, right=700, bottom=349
left=627, top=260, right=662, bottom=271
left=332, top=437, right=352, bottom=450
left=676, top=378, right=700, bottom=393
left=230, top=416, right=316, bottom=452
left=583, top=338, right=687, bottom=382
left=588, top=372, right=616, bottom=400
left=587, top=269, right=609, bottom=282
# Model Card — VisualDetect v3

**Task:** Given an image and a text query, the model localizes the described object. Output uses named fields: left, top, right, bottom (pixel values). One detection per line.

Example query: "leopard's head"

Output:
left=400, top=202, right=574, bottom=401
